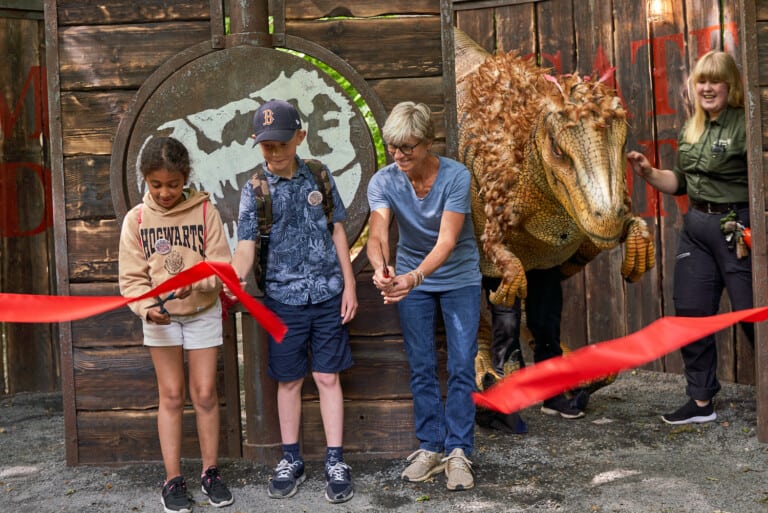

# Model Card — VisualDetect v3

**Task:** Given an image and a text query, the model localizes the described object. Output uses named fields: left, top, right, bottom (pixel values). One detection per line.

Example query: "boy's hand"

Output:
left=340, top=284, right=358, bottom=324
left=222, top=276, right=247, bottom=301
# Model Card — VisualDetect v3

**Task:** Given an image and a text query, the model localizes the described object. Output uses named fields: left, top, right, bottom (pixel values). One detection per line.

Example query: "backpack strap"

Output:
left=304, top=158, right=334, bottom=232
left=249, top=164, right=272, bottom=291
left=249, top=164, right=273, bottom=236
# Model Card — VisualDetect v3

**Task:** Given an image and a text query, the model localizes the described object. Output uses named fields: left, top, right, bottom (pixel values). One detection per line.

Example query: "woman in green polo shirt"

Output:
left=627, top=50, right=753, bottom=426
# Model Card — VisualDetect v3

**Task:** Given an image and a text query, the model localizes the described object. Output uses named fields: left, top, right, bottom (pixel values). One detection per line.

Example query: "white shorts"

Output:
left=142, top=300, right=223, bottom=350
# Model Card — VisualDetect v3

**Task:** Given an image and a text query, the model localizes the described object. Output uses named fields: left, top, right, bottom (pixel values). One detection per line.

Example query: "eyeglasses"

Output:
left=386, top=142, right=420, bottom=156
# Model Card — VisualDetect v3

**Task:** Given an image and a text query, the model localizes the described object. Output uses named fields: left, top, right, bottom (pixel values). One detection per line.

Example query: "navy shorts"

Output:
left=264, top=294, right=353, bottom=382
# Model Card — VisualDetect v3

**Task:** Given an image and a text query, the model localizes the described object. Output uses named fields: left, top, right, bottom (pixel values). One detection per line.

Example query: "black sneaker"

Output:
left=268, top=457, right=306, bottom=499
left=161, top=476, right=193, bottom=513
left=541, top=394, right=585, bottom=419
left=325, top=461, right=354, bottom=504
left=201, top=466, right=234, bottom=507
left=569, top=389, right=590, bottom=411
left=662, top=399, right=716, bottom=425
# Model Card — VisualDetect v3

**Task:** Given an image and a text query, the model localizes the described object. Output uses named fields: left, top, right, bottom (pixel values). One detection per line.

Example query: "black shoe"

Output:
left=476, top=408, right=528, bottom=433
left=569, top=389, right=590, bottom=411
left=268, top=457, right=306, bottom=499
left=662, top=399, right=716, bottom=425
left=201, top=466, right=234, bottom=507
left=325, top=461, right=354, bottom=503
left=161, top=476, right=193, bottom=513
left=541, top=394, right=585, bottom=419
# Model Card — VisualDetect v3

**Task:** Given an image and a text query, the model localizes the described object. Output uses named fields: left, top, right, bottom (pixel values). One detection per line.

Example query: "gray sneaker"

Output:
left=325, top=461, right=354, bottom=503
left=268, top=457, right=306, bottom=498
left=443, top=448, right=474, bottom=491
left=401, top=449, right=445, bottom=482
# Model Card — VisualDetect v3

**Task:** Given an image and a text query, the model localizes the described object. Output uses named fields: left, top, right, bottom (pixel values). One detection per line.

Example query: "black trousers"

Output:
left=674, top=206, right=754, bottom=401
left=524, top=267, right=564, bottom=363
left=482, top=276, right=523, bottom=374
left=482, top=266, right=564, bottom=368
left=482, top=265, right=564, bottom=369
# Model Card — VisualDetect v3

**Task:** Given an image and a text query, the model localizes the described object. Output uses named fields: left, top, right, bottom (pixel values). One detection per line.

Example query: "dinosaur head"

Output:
left=531, top=79, right=629, bottom=249
left=456, top=41, right=633, bottom=252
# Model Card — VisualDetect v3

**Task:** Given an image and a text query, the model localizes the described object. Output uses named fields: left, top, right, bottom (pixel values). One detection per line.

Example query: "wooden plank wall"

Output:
left=454, top=0, right=758, bottom=386
left=45, top=0, right=241, bottom=465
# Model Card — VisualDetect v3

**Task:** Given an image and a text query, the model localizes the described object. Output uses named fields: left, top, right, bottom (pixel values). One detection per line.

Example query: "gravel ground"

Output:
left=2, top=369, right=767, bottom=513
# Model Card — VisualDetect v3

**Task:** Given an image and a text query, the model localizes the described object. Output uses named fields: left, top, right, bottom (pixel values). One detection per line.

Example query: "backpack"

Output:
left=249, top=159, right=334, bottom=290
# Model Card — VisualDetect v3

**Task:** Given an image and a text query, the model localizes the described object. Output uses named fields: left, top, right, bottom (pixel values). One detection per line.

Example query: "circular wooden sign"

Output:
left=111, top=41, right=382, bottom=252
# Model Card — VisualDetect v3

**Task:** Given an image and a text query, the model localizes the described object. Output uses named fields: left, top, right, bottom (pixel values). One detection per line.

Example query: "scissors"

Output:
left=147, top=291, right=175, bottom=315
left=380, top=242, right=390, bottom=278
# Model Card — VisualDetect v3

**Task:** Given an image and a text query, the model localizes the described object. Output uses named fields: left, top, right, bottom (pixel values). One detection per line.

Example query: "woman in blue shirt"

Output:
left=367, top=102, right=481, bottom=491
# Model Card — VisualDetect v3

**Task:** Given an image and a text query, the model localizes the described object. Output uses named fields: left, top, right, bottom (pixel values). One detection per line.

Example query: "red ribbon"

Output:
left=0, top=261, right=287, bottom=342
left=473, top=306, right=768, bottom=413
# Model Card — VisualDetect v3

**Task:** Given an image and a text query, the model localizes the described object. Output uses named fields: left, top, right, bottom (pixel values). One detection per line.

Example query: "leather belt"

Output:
left=689, top=200, right=749, bottom=214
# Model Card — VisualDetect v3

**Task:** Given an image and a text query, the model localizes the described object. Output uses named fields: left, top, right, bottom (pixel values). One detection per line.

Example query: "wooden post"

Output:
left=226, top=0, right=280, bottom=465
left=739, top=0, right=768, bottom=443
left=241, top=313, right=281, bottom=463
left=229, top=0, right=269, bottom=35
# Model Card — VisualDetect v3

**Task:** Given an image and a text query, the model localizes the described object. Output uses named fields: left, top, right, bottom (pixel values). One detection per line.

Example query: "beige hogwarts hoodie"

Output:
left=118, top=188, right=231, bottom=320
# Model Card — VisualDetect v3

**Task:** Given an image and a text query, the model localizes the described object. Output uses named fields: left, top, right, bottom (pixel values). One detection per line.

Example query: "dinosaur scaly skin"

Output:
left=454, top=30, right=655, bottom=391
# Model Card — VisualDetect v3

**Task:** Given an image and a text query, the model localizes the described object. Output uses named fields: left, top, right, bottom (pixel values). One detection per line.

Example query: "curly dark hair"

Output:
left=139, top=136, right=191, bottom=180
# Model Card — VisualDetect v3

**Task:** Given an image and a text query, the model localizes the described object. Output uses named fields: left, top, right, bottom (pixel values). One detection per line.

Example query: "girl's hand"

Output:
left=172, top=285, right=192, bottom=300
left=146, top=307, right=171, bottom=325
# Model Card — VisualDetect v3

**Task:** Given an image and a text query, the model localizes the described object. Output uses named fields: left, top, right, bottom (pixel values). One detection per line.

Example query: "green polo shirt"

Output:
left=672, top=106, right=748, bottom=203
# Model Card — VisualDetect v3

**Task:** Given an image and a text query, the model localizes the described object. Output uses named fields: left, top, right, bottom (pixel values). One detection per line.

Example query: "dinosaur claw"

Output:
left=489, top=279, right=524, bottom=307
left=621, top=217, right=655, bottom=281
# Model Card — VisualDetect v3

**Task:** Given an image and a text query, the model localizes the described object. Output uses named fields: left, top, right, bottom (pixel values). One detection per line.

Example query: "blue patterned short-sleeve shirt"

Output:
left=237, top=156, right=347, bottom=305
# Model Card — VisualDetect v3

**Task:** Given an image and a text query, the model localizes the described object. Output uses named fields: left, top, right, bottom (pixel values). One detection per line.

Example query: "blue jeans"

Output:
left=397, top=285, right=480, bottom=456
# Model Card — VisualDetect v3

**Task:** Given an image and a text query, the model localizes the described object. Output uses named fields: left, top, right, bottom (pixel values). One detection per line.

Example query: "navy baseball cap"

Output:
left=252, top=99, right=302, bottom=146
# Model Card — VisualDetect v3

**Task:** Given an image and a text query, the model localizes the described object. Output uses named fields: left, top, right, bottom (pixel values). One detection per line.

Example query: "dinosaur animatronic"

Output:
left=454, top=31, right=655, bottom=413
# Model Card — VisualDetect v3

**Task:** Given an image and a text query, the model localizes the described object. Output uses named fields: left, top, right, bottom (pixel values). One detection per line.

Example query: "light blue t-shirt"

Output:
left=367, top=156, right=481, bottom=292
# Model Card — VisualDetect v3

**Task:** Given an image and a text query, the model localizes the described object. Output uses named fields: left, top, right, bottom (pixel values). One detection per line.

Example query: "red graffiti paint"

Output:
left=0, top=65, right=51, bottom=238
left=0, top=162, right=53, bottom=237
left=0, top=66, right=48, bottom=139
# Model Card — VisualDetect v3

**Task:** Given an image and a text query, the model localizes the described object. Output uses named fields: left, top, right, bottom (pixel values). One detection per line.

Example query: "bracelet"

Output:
left=409, top=269, right=425, bottom=288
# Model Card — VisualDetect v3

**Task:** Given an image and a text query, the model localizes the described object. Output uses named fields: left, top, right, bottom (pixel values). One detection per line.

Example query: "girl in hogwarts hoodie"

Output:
left=118, top=136, right=234, bottom=512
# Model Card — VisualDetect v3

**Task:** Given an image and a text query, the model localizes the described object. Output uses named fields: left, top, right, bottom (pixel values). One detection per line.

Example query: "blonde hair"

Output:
left=382, top=102, right=435, bottom=145
left=682, top=51, right=744, bottom=144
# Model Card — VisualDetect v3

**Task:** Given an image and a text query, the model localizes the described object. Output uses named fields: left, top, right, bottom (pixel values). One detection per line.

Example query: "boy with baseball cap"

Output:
left=231, top=99, right=358, bottom=503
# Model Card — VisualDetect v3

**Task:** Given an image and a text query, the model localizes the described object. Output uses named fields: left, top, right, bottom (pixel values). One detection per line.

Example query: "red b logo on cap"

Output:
left=262, top=109, right=274, bottom=126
